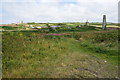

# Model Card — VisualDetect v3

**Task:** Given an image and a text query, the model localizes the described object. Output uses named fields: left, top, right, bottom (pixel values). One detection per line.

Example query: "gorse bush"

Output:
left=64, top=30, right=118, bottom=55
left=2, top=26, right=18, bottom=30
left=69, top=31, right=118, bottom=44
left=80, top=42, right=108, bottom=54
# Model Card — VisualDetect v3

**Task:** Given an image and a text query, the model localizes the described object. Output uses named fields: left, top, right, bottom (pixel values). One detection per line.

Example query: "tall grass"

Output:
left=2, top=30, right=119, bottom=78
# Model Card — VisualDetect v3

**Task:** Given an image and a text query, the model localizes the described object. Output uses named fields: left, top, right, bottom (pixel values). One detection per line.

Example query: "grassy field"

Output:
left=2, top=28, right=119, bottom=78
left=1, top=22, right=118, bottom=31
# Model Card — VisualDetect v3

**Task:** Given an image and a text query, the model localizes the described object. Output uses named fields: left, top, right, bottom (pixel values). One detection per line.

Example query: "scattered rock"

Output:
left=76, top=67, right=98, bottom=76
left=104, top=60, right=107, bottom=63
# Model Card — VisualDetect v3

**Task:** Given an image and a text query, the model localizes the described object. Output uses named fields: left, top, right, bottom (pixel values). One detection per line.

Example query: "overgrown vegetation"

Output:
left=1, top=26, right=19, bottom=30
left=2, top=29, right=119, bottom=78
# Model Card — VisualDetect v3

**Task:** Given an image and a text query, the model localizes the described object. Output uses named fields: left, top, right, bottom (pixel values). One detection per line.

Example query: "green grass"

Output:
left=37, top=26, right=101, bottom=33
left=1, top=26, right=18, bottom=30
left=2, top=30, right=119, bottom=78
left=1, top=26, right=23, bottom=30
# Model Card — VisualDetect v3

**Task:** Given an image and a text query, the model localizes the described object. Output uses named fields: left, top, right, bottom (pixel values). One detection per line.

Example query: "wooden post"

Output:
left=102, top=15, right=106, bottom=30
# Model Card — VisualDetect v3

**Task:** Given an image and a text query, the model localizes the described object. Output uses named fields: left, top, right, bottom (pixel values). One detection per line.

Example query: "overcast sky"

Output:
left=0, top=0, right=119, bottom=24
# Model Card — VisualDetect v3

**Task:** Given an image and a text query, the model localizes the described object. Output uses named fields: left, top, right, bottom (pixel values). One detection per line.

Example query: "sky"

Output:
left=0, top=0, right=119, bottom=24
